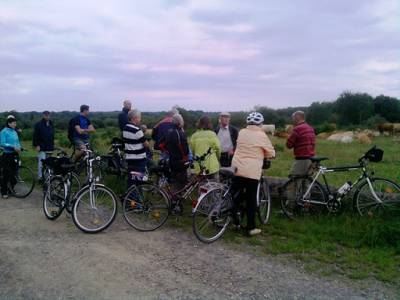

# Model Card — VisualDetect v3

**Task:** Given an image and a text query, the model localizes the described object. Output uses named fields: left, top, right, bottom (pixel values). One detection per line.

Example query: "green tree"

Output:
left=334, top=92, right=374, bottom=125
left=374, top=95, right=400, bottom=123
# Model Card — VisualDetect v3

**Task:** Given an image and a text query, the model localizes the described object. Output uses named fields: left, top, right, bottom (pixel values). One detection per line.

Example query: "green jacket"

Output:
left=190, top=129, right=221, bottom=175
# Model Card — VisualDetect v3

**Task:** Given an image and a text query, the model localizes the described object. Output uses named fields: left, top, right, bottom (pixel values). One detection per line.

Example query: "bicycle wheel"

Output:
left=257, top=178, right=271, bottom=224
left=72, top=184, right=117, bottom=233
left=65, top=172, right=82, bottom=214
left=11, top=166, right=35, bottom=198
left=280, top=177, right=327, bottom=219
left=43, top=175, right=66, bottom=220
left=354, top=177, right=400, bottom=217
left=192, top=186, right=232, bottom=243
left=123, top=183, right=170, bottom=231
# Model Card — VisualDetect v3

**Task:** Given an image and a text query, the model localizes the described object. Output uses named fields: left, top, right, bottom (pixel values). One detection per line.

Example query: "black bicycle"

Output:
left=192, top=161, right=272, bottom=243
left=0, top=147, right=35, bottom=198
left=279, top=146, right=400, bottom=219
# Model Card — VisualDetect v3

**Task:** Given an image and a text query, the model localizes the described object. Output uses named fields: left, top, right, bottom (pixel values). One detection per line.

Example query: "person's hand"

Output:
left=14, top=147, right=21, bottom=153
left=143, top=140, right=150, bottom=148
left=228, top=149, right=234, bottom=156
left=35, top=146, right=40, bottom=152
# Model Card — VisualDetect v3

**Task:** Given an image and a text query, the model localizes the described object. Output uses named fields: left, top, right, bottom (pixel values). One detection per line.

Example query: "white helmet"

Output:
left=246, top=112, right=264, bottom=125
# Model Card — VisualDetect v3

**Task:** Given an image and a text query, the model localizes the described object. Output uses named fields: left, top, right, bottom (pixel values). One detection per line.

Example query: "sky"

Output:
left=0, top=0, right=399, bottom=112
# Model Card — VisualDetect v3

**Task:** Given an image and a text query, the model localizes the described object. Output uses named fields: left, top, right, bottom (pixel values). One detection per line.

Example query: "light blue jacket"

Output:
left=0, top=127, right=21, bottom=153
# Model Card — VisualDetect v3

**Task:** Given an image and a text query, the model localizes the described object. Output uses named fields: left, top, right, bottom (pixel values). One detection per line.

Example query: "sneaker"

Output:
left=2, top=195, right=9, bottom=199
left=248, top=228, right=262, bottom=236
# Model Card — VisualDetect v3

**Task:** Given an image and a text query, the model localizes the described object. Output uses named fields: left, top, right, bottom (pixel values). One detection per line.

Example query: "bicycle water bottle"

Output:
left=337, top=181, right=352, bottom=195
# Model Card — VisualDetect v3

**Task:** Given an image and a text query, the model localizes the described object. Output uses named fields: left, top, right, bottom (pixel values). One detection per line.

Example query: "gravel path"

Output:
left=0, top=191, right=397, bottom=299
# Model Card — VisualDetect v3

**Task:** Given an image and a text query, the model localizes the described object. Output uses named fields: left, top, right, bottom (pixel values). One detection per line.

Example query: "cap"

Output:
left=219, top=112, right=231, bottom=117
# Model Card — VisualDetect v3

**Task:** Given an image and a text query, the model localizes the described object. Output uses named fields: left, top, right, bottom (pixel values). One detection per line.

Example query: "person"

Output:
left=152, top=107, right=179, bottom=152
left=215, top=112, right=238, bottom=167
left=71, top=105, right=96, bottom=161
left=118, top=99, right=132, bottom=132
left=32, top=111, right=54, bottom=181
left=190, top=116, right=221, bottom=179
left=159, top=114, right=190, bottom=190
left=286, top=111, right=316, bottom=176
left=140, top=124, right=154, bottom=168
left=123, top=109, right=148, bottom=187
left=231, top=112, right=275, bottom=236
left=0, top=116, right=21, bottom=199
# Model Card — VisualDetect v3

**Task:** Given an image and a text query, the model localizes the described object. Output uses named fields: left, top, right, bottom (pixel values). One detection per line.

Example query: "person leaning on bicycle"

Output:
left=0, top=115, right=22, bottom=199
left=71, top=105, right=96, bottom=162
left=286, top=111, right=316, bottom=176
left=231, top=112, right=275, bottom=236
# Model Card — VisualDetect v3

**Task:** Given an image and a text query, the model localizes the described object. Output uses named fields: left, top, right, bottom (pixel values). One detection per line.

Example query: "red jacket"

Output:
left=286, top=122, right=315, bottom=158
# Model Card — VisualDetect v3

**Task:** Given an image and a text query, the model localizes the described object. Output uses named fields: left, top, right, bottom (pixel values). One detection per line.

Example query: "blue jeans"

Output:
left=37, top=151, right=46, bottom=179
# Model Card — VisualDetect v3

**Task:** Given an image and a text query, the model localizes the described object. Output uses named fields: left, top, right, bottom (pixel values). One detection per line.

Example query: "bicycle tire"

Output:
left=43, top=175, right=66, bottom=220
left=123, top=183, right=170, bottom=231
left=354, top=177, right=400, bottom=217
left=257, top=178, right=271, bottom=224
left=72, top=184, right=117, bottom=233
left=192, top=186, right=232, bottom=243
left=10, top=166, right=35, bottom=198
left=280, top=177, right=327, bottom=219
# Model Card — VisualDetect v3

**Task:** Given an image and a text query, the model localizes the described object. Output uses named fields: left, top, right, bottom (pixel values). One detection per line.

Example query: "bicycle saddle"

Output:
left=309, top=156, right=329, bottom=163
left=219, top=167, right=237, bottom=178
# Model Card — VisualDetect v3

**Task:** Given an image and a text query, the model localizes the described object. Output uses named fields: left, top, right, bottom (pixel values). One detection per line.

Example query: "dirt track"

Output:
left=0, top=191, right=397, bottom=299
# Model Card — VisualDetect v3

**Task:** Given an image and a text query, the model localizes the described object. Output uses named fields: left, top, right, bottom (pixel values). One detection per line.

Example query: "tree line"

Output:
left=2, top=91, right=400, bottom=139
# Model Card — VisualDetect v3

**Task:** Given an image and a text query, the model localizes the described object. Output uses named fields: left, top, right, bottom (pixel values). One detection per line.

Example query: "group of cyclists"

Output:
left=0, top=100, right=316, bottom=237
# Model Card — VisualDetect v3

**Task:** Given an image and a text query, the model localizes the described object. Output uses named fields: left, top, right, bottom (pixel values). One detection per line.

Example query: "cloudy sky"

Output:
left=0, top=0, right=399, bottom=112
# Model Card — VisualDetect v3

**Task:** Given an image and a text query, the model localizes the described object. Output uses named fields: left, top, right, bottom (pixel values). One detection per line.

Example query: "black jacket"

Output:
left=32, top=119, right=54, bottom=151
left=118, top=108, right=129, bottom=131
left=215, top=125, right=239, bottom=150
left=161, top=125, right=189, bottom=171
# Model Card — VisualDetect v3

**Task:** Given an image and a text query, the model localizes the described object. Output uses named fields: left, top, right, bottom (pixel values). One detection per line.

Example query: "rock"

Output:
left=317, top=132, right=331, bottom=139
left=356, top=133, right=372, bottom=144
left=327, top=131, right=354, bottom=143
left=262, top=124, right=275, bottom=135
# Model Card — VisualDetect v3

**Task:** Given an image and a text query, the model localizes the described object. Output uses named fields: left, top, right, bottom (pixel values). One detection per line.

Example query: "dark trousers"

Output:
left=232, top=176, right=259, bottom=230
left=1, top=153, right=18, bottom=195
left=220, top=152, right=233, bottom=167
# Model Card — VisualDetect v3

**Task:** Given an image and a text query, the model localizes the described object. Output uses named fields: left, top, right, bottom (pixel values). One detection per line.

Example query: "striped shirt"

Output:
left=123, top=123, right=146, bottom=162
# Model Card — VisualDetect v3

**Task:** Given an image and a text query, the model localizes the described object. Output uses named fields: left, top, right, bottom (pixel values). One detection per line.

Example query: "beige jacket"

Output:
left=231, top=125, right=275, bottom=180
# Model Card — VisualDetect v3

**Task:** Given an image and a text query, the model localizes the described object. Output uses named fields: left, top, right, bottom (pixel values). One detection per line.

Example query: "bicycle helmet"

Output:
left=246, top=112, right=264, bottom=125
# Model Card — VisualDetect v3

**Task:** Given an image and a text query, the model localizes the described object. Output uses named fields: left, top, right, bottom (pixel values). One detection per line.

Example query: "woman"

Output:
left=190, top=116, right=221, bottom=179
left=231, top=112, right=275, bottom=236
left=0, top=115, right=22, bottom=199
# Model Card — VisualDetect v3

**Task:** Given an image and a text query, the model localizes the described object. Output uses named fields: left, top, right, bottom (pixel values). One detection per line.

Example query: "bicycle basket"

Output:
left=365, top=148, right=384, bottom=162
left=45, top=157, right=74, bottom=175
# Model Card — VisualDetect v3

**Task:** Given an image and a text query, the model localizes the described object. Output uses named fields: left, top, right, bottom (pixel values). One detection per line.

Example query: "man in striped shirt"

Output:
left=123, top=109, right=149, bottom=187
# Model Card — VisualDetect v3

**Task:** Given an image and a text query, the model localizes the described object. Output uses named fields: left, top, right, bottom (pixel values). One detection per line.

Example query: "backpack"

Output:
left=67, top=116, right=78, bottom=143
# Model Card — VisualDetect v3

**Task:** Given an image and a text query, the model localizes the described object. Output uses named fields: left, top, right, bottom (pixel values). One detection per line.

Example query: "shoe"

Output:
left=248, top=228, right=261, bottom=236
left=2, top=195, right=9, bottom=199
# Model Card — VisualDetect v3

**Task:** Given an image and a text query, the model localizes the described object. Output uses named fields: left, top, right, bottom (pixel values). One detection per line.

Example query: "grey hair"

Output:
left=128, top=109, right=141, bottom=120
left=172, top=114, right=184, bottom=127
left=292, top=110, right=305, bottom=119
left=168, top=107, right=179, bottom=116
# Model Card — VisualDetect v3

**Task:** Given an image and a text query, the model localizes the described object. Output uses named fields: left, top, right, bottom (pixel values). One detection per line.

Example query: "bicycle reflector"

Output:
left=365, top=148, right=384, bottom=162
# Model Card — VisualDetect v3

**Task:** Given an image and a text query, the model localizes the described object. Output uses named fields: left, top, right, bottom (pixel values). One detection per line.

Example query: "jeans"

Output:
left=37, top=151, right=46, bottom=179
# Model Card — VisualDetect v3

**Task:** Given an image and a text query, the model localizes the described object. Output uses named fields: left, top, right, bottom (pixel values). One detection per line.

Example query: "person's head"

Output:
left=6, top=115, right=17, bottom=129
left=197, top=115, right=213, bottom=130
left=246, top=112, right=264, bottom=127
left=80, top=105, right=90, bottom=117
left=123, top=99, right=132, bottom=111
left=172, top=114, right=184, bottom=128
left=128, top=109, right=141, bottom=125
left=291, top=111, right=305, bottom=125
left=42, top=111, right=50, bottom=121
left=219, top=112, right=231, bottom=127
left=167, top=107, right=179, bottom=117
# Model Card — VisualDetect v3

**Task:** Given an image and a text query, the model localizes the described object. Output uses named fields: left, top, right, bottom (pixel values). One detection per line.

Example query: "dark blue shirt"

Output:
left=73, top=115, right=91, bottom=140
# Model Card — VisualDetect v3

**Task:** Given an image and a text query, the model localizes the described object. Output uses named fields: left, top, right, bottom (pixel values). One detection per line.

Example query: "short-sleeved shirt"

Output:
left=73, top=115, right=91, bottom=140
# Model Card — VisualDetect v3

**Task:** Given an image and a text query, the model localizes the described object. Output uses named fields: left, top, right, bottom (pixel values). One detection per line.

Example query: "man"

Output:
left=71, top=105, right=96, bottom=161
left=286, top=111, right=316, bottom=176
left=215, top=112, right=238, bottom=167
left=123, top=109, right=148, bottom=187
left=152, top=107, right=179, bottom=151
left=32, top=111, right=55, bottom=181
left=0, top=116, right=21, bottom=198
left=118, top=99, right=132, bottom=131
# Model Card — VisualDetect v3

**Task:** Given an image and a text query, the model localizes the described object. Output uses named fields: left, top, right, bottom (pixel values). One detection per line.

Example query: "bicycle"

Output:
left=42, top=151, right=81, bottom=220
left=98, top=137, right=127, bottom=178
left=192, top=161, right=272, bottom=243
left=72, top=148, right=118, bottom=233
left=0, top=147, right=35, bottom=198
left=279, top=146, right=400, bottom=219
left=121, top=147, right=216, bottom=232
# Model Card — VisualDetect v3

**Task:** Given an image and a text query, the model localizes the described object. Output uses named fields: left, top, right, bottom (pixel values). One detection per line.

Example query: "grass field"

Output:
left=17, top=132, right=400, bottom=288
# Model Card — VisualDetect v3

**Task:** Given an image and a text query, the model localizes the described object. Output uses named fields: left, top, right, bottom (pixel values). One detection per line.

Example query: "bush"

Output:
left=314, top=122, right=336, bottom=134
